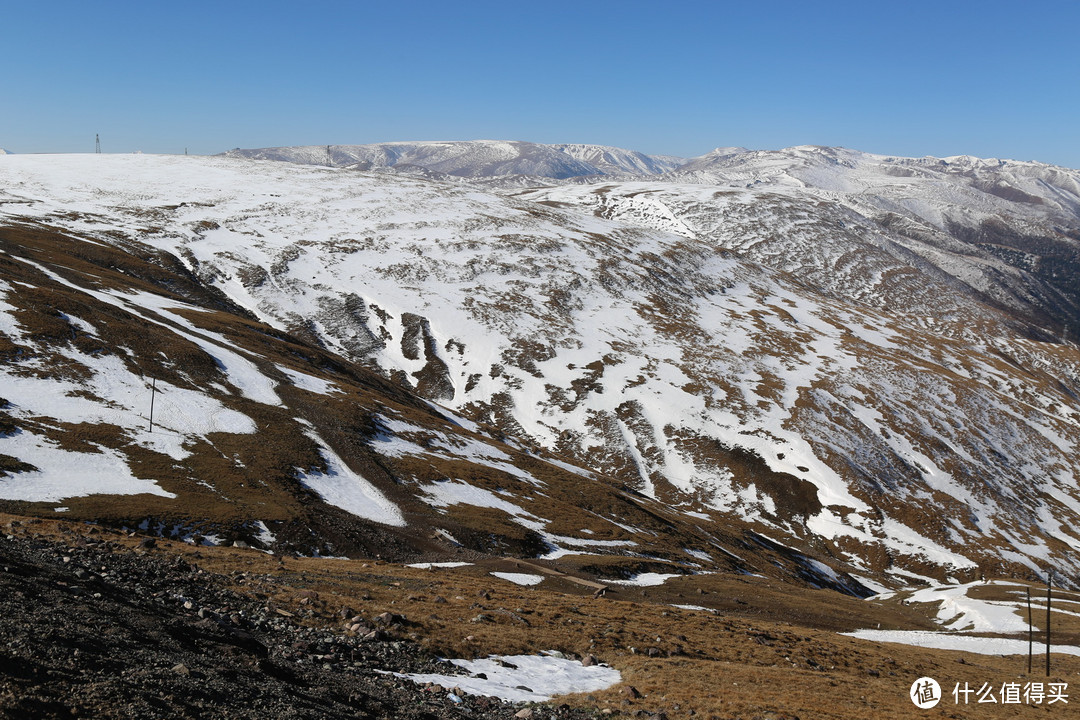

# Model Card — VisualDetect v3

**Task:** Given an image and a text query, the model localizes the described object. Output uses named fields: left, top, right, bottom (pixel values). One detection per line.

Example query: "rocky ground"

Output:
left=0, top=521, right=597, bottom=720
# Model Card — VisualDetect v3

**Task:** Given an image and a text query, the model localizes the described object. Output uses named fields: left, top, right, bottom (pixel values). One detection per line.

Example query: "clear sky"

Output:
left=3, top=0, right=1078, bottom=168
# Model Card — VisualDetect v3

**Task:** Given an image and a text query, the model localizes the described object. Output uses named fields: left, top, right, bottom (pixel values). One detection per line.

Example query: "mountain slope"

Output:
left=3, top=153, right=1080, bottom=589
left=653, top=146, right=1080, bottom=336
left=1, top=216, right=777, bottom=577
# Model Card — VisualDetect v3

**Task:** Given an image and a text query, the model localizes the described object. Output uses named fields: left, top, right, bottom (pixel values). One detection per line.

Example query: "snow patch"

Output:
left=405, top=561, right=473, bottom=569
left=844, top=630, right=1080, bottom=657
left=602, top=572, right=681, bottom=587
left=397, top=652, right=621, bottom=702
left=489, top=572, right=544, bottom=586
left=296, top=431, right=405, bottom=526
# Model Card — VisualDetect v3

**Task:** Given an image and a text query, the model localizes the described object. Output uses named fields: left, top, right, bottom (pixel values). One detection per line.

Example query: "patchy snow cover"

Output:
left=4, top=152, right=1080, bottom=582
left=419, top=479, right=540, bottom=519
left=224, top=140, right=684, bottom=179
left=843, top=581, right=1080, bottom=656
left=253, top=521, right=277, bottom=547
left=844, top=630, right=1080, bottom=657
left=0, top=430, right=176, bottom=502
left=418, top=478, right=635, bottom=560
left=489, top=571, right=544, bottom=586
left=295, top=431, right=406, bottom=526
left=397, top=652, right=621, bottom=702
left=896, top=581, right=1030, bottom=633
left=275, top=365, right=341, bottom=395
left=405, top=562, right=473, bottom=569
left=602, top=572, right=682, bottom=587
left=0, top=275, right=257, bottom=502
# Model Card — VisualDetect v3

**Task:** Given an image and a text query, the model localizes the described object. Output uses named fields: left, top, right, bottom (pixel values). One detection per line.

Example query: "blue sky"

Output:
left=3, top=0, right=1078, bottom=167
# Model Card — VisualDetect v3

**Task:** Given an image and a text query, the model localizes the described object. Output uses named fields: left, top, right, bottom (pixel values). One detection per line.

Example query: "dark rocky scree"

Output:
left=0, top=526, right=595, bottom=720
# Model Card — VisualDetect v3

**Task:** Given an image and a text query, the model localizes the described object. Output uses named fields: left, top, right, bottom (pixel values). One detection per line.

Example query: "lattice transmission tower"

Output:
left=95, top=134, right=101, bottom=154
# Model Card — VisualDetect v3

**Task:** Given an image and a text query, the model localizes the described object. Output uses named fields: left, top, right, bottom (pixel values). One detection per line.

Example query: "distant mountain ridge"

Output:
left=221, top=140, right=686, bottom=179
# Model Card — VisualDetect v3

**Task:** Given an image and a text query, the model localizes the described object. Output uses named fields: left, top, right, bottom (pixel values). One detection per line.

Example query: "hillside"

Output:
left=2, top=151, right=1080, bottom=593
left=0, top=215, right=793, bottom=584
left=4, top=514, right=1080, bottom=719
left=524, top=145, right=1080, bottom=337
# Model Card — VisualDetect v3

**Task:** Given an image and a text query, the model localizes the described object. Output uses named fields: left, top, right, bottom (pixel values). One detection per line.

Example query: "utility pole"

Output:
left=148, top=377, right=157, bottom=432
left=1027, top=586, right=1033, bottom=674
left=95, top=134, right=101, bottom=154
left=1046, top=569, right=1052, bottom=677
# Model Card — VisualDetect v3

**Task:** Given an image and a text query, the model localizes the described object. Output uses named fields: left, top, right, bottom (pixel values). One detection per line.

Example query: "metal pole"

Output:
left=149, top=377, right=157, bottom=432
left=1046, top=570, right=1052, bottom=677
left=1027, top=586, right=1033, bottom=674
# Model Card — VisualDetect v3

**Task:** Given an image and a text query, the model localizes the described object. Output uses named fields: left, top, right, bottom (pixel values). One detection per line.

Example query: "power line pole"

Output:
left=95, top=134, right=101, bottom=154
left=1046, top=569, right=1053, bottom=677
left=148, top=377, right=157, bottom=432
left=1027, top=586, right=1033, bottom=674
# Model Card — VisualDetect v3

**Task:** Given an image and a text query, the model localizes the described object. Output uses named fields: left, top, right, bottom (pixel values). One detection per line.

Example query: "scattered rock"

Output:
left=375, top=611, right=404, bottom=626
left=2, top=528, right=628, bottom=718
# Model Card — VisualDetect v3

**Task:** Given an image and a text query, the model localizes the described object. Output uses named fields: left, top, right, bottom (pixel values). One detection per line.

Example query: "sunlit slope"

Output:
left=3, top=153, right=1080, bottom=585
left=2, top=219, right=770, bottom=575
left=523, top=146, right=1080, bottom=336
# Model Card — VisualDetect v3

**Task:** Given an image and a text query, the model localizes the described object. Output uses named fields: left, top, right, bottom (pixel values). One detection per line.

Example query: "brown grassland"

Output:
left=5, top=513, right=1080, bottom=719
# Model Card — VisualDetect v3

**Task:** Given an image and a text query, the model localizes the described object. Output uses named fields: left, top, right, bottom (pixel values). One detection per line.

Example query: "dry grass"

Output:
left=8, top=512, right=1079, bottom=719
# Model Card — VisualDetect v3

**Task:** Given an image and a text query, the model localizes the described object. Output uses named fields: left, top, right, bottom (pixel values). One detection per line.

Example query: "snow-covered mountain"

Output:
left=221, top=140, right=686, bottom=179
left=3, top=150, right=1080, bottom=590
left=546, top=143, right=686, bottom=176
left=522, top=145, right=1080, bottom=341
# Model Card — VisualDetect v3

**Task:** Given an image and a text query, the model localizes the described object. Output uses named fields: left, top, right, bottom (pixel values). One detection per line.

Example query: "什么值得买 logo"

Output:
left=910, top=677, right=941, bottom=709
